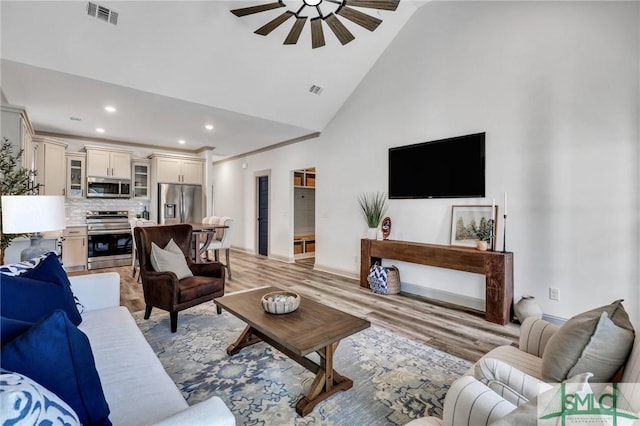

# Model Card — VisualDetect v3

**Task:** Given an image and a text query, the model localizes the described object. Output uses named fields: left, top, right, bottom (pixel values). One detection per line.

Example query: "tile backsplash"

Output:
left=66, top=199, right=151, bottom=224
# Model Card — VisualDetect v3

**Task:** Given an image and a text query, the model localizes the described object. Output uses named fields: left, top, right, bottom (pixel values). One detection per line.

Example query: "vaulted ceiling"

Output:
left=1, top=1, right=422, bottom=159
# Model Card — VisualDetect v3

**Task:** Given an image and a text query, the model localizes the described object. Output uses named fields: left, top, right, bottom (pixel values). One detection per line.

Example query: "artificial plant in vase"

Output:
left=357, top=191, right=388, bottom=239
left=473, top=217, right=493, bottom=251
left=0, top=138, right=40, bottom=264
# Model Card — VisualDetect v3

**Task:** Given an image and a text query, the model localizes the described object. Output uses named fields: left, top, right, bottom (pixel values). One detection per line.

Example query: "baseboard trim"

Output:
left=313, top=263, right=359, bottom=280
left=401, top=282, right=485, bottom=312
left=268, top=253, right=294, bottom=264
left=229, top=247, right=295, bottom=264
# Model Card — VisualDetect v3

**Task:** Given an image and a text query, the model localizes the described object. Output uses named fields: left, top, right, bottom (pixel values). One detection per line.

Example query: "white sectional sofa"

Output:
left=70, top=272, right=236, bottom=425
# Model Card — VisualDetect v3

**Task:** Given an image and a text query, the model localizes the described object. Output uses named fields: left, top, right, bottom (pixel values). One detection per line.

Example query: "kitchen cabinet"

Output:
left=32, top=136, right=67, bottom=196
left=150, top=154, right=204, bottom=185
left=66, top=152, right=86, bottom=199
left=132, top=159, right=150, bottom=199
left=180, top=159, right=204, bottom=184
left=85, top=146, right=131, bottom=179
left=1, top=104, right=34, bottom=170
left=61, top=226, right=87, bottom=271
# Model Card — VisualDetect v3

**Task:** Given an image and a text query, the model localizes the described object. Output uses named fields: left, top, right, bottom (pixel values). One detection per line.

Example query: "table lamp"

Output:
left=1, top=195, right=66, bottom=261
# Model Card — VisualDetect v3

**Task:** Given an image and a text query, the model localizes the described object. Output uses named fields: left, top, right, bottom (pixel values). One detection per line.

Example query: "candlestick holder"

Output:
left=488, top=219, right=495, bottom=251
left=502, top=214, right=508, bottom=253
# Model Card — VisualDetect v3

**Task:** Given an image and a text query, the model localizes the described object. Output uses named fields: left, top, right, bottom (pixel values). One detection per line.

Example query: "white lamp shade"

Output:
left=1, top=195, right=66, bottom=233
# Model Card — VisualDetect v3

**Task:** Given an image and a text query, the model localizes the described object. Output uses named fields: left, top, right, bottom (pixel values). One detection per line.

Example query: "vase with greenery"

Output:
left=0, top=138, right=40, bottom=264
left=357, top=191, right=388, bottom=239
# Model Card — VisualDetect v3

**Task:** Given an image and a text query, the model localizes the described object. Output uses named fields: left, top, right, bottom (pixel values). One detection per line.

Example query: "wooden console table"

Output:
left=360, top=239, right=514, bottom=325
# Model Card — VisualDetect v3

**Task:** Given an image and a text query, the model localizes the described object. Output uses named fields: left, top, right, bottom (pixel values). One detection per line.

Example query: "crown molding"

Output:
left=34, top=131, right=213, bottom=155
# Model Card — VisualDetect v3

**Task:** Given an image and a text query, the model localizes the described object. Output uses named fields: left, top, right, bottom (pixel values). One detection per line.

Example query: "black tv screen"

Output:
left=388, top=133, right=485, bottom=199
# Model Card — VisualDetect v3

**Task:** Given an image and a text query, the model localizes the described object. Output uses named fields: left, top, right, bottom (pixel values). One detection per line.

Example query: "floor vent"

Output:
left=87, top=2, right=118, bottom=25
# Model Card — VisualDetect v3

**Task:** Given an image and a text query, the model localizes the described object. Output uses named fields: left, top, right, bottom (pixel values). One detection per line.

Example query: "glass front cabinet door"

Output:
left=132, top=160, right=150, bottom=199
left=66, top=153, right=86, bottom=199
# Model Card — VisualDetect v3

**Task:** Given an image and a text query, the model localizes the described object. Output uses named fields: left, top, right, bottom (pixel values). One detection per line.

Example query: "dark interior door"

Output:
left=257, top=175, right=269, bottom=256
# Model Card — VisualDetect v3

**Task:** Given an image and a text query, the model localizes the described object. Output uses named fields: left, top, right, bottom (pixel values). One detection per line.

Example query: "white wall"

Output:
left=211, top=1, right=640, bottom=325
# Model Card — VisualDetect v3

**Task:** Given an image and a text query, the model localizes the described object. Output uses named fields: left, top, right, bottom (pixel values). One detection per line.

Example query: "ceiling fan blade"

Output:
left=231, top=1, right=285, bottom=17
left=337, top=6, right=381, bottom=31
left=310, top=17, right=325, bottom=49
left=255, top=11, right=295, bottom=36
left=344, top=0, right=400, bottom=11
left=284, top=17, right=307, bottom=45
left=324, top=14, right=355, bottom=45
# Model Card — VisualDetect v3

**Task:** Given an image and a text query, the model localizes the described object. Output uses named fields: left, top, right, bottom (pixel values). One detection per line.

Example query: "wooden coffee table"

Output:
left=214, top=286, right=371, bottom=416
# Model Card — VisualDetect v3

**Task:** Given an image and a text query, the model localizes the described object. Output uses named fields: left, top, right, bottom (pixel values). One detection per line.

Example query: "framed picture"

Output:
left=450, top=205, right=499, bottom=248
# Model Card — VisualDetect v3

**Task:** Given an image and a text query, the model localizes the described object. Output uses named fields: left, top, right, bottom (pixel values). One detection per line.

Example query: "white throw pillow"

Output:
left=150, top=239, right=193, bottom=280
left=164, top=238, right=184, bottom=255
left=0, top=369, right=81, bottom=426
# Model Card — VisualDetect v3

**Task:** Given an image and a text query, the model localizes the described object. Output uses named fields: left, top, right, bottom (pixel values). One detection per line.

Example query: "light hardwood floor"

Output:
left=88, top=250, right=520, bottom=362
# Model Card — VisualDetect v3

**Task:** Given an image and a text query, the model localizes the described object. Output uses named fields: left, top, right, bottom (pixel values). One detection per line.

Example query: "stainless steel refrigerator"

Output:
left=158, top=183, right=203, bottom=224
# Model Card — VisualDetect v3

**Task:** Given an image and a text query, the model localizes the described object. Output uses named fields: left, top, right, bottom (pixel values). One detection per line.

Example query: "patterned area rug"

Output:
left=134, top=303, right=472, bottom=425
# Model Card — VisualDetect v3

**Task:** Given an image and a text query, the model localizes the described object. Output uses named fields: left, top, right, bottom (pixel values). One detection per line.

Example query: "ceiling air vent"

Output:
left=86, top=2, right=118, bottom=26
left=309, top=85, right=324, bottom=95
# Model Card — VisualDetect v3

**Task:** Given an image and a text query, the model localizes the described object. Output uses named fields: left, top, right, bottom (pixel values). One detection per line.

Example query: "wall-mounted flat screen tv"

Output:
left=388, top=133, right=485, bottom=199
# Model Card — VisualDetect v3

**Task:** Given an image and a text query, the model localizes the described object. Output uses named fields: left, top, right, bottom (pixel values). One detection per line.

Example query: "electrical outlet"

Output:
left=354, top=255, right=359, bottom=263
left=549, top=287, right=559, bottom=301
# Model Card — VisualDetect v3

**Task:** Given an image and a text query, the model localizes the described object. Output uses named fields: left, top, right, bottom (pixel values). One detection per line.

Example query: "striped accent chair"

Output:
left=408, top=316, right=639, bottom=425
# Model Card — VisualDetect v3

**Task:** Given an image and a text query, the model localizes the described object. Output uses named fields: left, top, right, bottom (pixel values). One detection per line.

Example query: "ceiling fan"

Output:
left=230, top=0, right=400, bottom=49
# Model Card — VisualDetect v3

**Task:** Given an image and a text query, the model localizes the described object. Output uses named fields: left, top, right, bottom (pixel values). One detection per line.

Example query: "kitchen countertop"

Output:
left=66, top=223, right=88, bottom=227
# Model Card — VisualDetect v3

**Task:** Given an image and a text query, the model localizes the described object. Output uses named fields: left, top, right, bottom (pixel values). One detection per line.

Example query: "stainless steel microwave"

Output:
left=87, top=177, right=131, bottom=198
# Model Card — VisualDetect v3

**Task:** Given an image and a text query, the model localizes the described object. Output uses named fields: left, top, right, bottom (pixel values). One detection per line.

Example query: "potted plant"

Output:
left=474, top=217, right=493, bottom=251
left=357, top=191, right=388, bottom=239
left=0, top=138, right=40, bottom=264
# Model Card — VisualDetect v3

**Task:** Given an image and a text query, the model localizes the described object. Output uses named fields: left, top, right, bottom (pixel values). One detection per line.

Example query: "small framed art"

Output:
left=450, top=205, right=498, bottom=248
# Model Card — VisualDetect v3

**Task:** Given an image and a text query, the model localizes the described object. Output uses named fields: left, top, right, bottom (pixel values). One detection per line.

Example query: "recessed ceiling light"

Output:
left=178, top=139, right=186, bottom=145
left=104, top=106, right=116, bottom=113
left=205, top=124, right=214, bottom=131
left=96, top=128, right=105, bottom=133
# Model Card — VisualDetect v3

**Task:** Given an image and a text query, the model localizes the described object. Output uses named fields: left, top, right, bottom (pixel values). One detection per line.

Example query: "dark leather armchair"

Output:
left=134, top=224, right=225, bottom=332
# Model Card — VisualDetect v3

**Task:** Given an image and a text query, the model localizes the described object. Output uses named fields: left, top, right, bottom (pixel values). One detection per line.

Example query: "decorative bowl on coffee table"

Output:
left=261, top=291, right=300, bottom=314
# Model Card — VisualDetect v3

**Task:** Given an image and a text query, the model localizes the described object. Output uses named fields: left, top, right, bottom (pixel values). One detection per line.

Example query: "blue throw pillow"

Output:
left=0, top=316, right=33, bottom=346
left=1, top=310, right=111, bottom=426
left=0, top=253, right=82, bottom=325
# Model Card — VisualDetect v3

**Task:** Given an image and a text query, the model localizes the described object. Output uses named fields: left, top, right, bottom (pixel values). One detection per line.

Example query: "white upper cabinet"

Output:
left=1, top=105, right=34, bottom=170
left=85, top=146, right=131, bottom=179
left=32, top=136, right=67, bottom=196
left=179, top=159, right=204, bottom=185
left=109, top=152, right=132, bottom=179
left=132, top=160, right=150, bottom=199
left=66, top=152, right=86, bottom=199
left=151, top=154, right=204, bottom=185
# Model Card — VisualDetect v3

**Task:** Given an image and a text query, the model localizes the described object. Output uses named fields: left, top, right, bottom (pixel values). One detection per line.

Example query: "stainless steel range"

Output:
left=86, top=210, right=132, bottom=270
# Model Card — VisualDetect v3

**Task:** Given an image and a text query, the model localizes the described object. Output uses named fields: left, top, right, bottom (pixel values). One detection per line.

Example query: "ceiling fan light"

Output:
left=232, top=0, right=396, bottom=48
